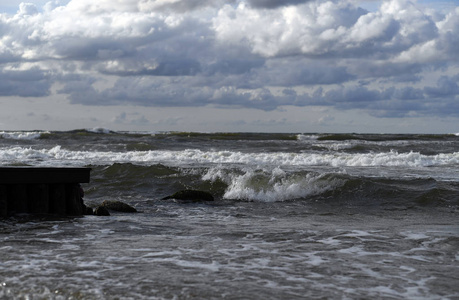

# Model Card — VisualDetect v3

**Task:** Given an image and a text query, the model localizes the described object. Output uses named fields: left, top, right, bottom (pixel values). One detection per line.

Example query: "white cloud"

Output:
left=213, top=2, right=368, bottom=57
left=0, top=0, right=458, bottom=127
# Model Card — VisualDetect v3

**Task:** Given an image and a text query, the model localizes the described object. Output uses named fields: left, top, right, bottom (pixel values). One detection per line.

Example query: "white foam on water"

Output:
left=174, top=260, right=221, bottom=272
left=305, top=252, right=325, bottom=266
left=60, top=244, right=81, bottom=251
left=1, top=216, right=456, bottom=300
left=399, top=265, right=417, bottom=273
left=296, top=134, right=319, bottom=140
left=318, top=237, right=342, bottom=246
left=224, top=171, right=341, bottom=202
left=1, top=146, right=457, bottom=169
left=402, top=232, right=430, bottom=240
left=320, top=142, right=354, bottom=151
left=203, top=166, right=344, bottom=202
left=141, top=250, right=183, bottom=258
left=0, top=131, right=48, bottom=140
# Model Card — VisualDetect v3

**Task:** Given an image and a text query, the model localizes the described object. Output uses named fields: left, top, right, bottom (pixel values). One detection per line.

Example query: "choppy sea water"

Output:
left=1, top=129, right=458, bottom=299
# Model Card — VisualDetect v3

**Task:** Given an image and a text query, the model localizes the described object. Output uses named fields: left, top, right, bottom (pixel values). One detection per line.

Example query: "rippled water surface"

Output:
left=2, top=204, right=458, bottom=299
left=1, top=130, right=458, bottom=299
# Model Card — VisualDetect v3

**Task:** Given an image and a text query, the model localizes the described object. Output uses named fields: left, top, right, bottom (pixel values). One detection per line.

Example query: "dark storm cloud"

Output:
left=205, top=58, right=265, bottom=76
left=424, top=75, right=459, bottom=98
left=99, top=59, right=202, bottom=76
left=51, top=37, right=134, bottom=61
left=0, top=68, right=51, bottom=97
left=246, top=0, right=312, bottom=9
left=257, top=59, right=355, bottom=86
left=150, top=0, right=227, bottom=12
left=302, top=80, right=459, bottom=118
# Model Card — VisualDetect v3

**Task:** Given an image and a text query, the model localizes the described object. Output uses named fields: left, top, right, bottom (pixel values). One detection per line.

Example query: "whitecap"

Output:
left=86, top=127, right=112, bottom=134
left=0, top=131, right=49, bottom=140
left=216, top=168, right=345, bottom=202
left=296, top=134, right=319, bottom=141
left=1, top=146, right=458, bottom=173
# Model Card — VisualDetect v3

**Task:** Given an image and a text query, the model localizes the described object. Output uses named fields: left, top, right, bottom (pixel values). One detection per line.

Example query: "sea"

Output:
left=0, top=129, right=458, bottom=299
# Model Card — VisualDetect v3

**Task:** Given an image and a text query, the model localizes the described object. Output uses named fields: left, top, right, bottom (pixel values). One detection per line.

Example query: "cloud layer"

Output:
left=0, top=0, right=458, bottom=118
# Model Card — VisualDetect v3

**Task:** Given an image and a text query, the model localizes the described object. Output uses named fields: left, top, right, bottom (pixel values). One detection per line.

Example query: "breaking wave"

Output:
left=85, top=127, right=113, bottom=134
left=86, top=163, right=459, bottom=205
left=0, top=131, right=49, bottom=140
left=1, top=146, right=457, bottom=169
left=203, top=167, right=344, bottom=202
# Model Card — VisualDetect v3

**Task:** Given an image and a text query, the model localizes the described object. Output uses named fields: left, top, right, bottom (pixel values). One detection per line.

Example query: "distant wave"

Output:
left=85, top=127, right=113, bottom=134
left=0, top=131, right=49, bottom=140
left=296, top=134, right=319, bottom=141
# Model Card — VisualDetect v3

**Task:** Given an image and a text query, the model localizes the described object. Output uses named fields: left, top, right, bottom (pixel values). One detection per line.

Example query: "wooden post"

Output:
left=0, top=185, right=7, bottom=217
left=49, top=184, right=67, bottom=215
left=12, top=184, right=28, bottom=213
left=27, top=184, right=49, bottom=214
left=65, top=184, right=83, bottom=216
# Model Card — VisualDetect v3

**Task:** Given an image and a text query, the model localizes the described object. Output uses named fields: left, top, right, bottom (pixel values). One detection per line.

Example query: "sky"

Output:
left=0, top=0, right=458, bottom=133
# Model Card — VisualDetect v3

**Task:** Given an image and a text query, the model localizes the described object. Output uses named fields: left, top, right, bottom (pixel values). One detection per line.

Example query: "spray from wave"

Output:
left=202, top=167, right=344, bottom=202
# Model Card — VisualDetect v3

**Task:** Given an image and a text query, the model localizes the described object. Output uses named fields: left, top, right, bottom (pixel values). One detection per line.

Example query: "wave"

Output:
left=296, top=134, right=319, bottom=141
left=316, top=133, right=458, bottom=141
left=86, top=163, right=459, bottom=205
left=0, top=129, right=115, bottom=141
left=153, top=131, right=299, bottom=141
left=201, top=166, right=459, bottom=204
left=1, top=146, right=458, bottom=168
left=219, top=171, right=459, bottom=205
left=203, top=167, right=344, bottom=202
left=37, top=130, right=300, bottom=141
left=85, top=127, right=113, bottom=134
left=89, top=163, right=344, bottom=203
left=0, top=131, right=50, bottom=140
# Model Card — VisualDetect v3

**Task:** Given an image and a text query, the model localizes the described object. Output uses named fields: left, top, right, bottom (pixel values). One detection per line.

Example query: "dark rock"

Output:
left=94, top=206, right=110, bottom=216
left=162, top=190, right=214, bottom=202
left=101, top=200, right=137, bottom=213
left=83, top=205, right=93, bottom=215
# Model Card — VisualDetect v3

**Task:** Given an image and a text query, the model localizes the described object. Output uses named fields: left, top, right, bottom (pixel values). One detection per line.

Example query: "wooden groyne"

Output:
left=0, top=167, right=91, bottom=217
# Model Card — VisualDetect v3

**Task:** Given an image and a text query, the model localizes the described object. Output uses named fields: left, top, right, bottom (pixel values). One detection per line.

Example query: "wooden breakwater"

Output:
left=0, top=167, right=91, bottom=217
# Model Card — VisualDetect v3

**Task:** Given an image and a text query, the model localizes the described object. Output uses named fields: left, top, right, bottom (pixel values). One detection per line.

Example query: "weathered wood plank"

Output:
left=0, top=168, right=91, bottom=217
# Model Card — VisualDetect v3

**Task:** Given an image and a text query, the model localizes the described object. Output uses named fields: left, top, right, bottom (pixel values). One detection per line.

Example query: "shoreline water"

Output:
left=1, top=204, right=458, bottom=299
left=1, top=130, right=458, bottom=299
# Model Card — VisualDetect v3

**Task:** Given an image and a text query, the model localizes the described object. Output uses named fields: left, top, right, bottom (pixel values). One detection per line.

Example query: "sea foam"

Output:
left=203, top=167, right=344, bottom=202
left=1, top=146, right=458, bottom=168
left=0, top=131, right=48, bottom=140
